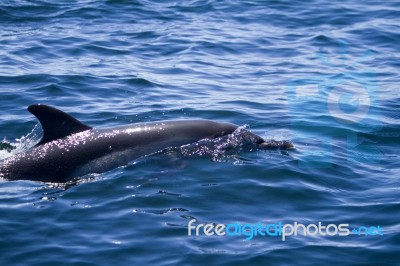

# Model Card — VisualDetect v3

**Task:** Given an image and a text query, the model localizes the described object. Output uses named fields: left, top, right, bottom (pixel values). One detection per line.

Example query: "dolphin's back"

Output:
left=1, top=119, right=238, bottom=182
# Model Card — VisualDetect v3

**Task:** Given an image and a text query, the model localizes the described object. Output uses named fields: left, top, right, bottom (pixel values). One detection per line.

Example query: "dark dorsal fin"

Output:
left=28, top=104, right=92, bottom=146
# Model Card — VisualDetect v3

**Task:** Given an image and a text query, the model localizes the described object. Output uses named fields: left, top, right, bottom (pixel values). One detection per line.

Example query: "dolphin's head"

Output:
left=203, top=122, right=295, bottom=150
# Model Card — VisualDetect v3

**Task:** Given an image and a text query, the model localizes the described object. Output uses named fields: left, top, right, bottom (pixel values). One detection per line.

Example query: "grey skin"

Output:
left=0, top=104, right=293, bottom=183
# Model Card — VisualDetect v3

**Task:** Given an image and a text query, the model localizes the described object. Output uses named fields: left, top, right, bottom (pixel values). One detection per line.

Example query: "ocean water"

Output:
left=0, top=0, right=399, bottom=265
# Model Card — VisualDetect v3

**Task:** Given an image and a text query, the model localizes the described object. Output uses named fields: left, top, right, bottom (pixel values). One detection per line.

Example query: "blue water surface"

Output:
left=0, top=0, right=399, bottom=265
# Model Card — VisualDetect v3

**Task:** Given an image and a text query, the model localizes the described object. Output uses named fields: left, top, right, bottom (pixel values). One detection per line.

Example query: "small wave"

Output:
left=133, top=207, right=188, bottom=215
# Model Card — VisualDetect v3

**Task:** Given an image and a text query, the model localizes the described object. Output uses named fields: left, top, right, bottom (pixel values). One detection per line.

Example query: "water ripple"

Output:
left=0, top=0, right=399, bottom=265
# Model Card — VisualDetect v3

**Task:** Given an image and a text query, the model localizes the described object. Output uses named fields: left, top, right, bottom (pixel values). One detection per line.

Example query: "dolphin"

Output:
left=0, top=104, right=293, bottom=183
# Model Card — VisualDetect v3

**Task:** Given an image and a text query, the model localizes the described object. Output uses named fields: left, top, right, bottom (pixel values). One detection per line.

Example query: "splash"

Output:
left=0, top=140, right=15, bottom=153
left=0, top=124, right=41, bottom=160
